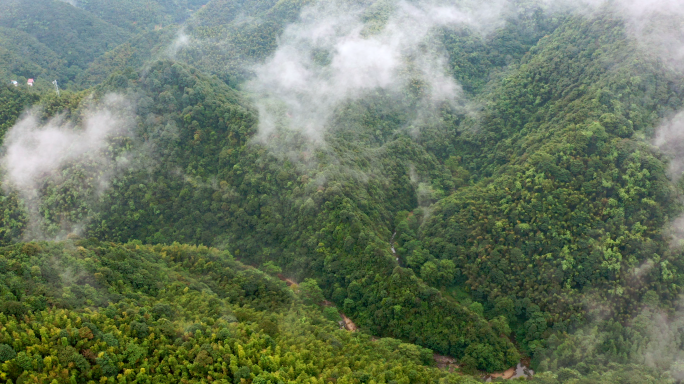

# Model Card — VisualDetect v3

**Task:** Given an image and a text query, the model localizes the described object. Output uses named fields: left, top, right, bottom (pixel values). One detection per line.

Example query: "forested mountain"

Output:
left=1, top=240, right=472, bottom=383
left=76, top=0, right=211, bottom=32
left=78, top=0, right=319, bottom=88
left=0, top=0, right=131, bottom=86
left=2, top=0, right=684, bottom=383
left=0, top=27, right=70, bottom=88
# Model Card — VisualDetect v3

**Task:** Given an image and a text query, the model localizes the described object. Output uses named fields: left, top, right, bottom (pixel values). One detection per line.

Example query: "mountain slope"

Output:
left=2, top=0, right=684, bottom=381
left=76, top=0, right=210, bottom=32
left=76, top=28, right=179, bottom=88
left=0, top=59, right=519, bottom=371
left=416, top=13, right=684, bottom=350
left=0, top=27, right=71, bottom=87
left=0, top=240, right=476, bottom=383
left=0, top=0, right=131, bottom=85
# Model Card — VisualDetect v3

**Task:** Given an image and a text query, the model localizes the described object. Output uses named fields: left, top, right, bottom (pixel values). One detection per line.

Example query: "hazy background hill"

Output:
left=0, top=0, right=131, bottom=87
left=76, top=0, right=211, bottom=32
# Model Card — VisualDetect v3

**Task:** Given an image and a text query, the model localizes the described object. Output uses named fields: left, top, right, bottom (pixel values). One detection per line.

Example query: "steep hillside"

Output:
left=2, top=0, right=684, bottom=382
left=76, top=28, right=179, bottom=88
left=0, top=0, right=131, bottom=85
left=74, top=0, right=313, bottom=89
left=0, top=59, right=519, bottom=371
left=0, top=85, right=39, bottom=139
left=0, top=240, right=475, bottom=383
left=0, top=27, right=71, bottom=87
left=174, top=0, right=314, bottom=86
left=75, top=0, right=559, bottom=92
left=416, top=12, right=684, bottom=350
left=76, top=0, right=210, bottom=32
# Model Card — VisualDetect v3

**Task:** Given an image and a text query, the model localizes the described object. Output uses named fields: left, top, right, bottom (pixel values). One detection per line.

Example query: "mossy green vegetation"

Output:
left=0, top=240, right=478, bottom=383
left=2, top=0, right=684, bottom=382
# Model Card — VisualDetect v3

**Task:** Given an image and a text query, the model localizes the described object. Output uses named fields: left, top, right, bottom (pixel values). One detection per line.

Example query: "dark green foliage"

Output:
left=440, top=7, right=562, bottom=95
left=96, top=352, right=118, bottom=377
left=234, top=366, right=252, bottom=383
left=298, top=278, right=325, bottom=305
left=130, top=321, right=149, bottom=338
left=101, top=332, right=119, bottom=347
left=152, top=302, right=175, bottom=320
left=323, top=306, right=341, bottom=322
left=0, top=343, right=16, bottom=362
left=90, top=60, right=517, bottom=370
left=14, top=351, right=32, bottom=371
left=71, top=352, right=90, bottom=372
left=0, top=85, right=39, bottom=141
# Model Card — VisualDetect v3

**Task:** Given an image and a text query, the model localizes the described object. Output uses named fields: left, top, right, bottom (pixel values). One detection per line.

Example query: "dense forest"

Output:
left=2, top=0, right=684, bottom=383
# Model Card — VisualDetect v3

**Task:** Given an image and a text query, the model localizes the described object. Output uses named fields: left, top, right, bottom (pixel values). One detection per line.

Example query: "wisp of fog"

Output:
left=0, top=94, right=133, bottom=240
left=247, top=0, right=511, bottom=145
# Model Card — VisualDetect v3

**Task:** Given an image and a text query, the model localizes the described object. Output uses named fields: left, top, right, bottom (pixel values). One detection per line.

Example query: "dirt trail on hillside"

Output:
left=340, top=313, right=358, bottom=331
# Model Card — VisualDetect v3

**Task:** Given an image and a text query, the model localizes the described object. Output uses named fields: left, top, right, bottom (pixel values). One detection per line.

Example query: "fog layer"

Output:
left=1, top=94, right=133, bottom=239
left=247, top=0, right=511, bottom=144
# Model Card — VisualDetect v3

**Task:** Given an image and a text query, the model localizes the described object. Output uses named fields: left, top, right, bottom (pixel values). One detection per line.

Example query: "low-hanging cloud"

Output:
left=654, top=111, right=684, bottom=180
left=247, top=0, right=512, bottom=144
left=167, top=29, right=190, bottom=59
left=611, top=0, right=684, bottom=69
left=246, top=0, right=684, bottom=148
left=652, top=111, right=684, bottom=245
left=542, top=0, right=684, bottom=68
left=637, top=305, right=684, bottom=380
left=1, top=94, right=134, bottom=240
